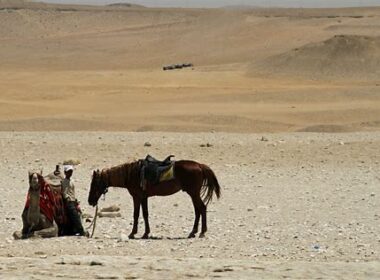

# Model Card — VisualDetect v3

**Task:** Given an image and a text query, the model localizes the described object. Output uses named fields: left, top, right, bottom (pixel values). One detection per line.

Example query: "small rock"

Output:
left=261, top=136, right=268, bottom=142
left=98, top=212, right=121, bottom=218
left=63, top=159, right=81, bottom=166
left=100, top=205, right=120, bottom=213
left=200, top=143, right=213, bottom=147
left=144, top=142, right=152, bottom=147
left=119, top=233, right=129, bottom=242
left=82, top=213, right=94, bottom=219
left=90, top=261, right=103, bottom=266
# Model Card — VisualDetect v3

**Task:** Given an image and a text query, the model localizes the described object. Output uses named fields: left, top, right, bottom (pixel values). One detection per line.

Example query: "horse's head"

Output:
left=28, top=170, right=43, bottom=191
left=88, top=169, right=108, bottom=207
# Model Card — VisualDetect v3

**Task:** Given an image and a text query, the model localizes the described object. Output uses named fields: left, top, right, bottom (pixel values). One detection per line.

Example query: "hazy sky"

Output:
left=42, top=0, right=380, bottom=8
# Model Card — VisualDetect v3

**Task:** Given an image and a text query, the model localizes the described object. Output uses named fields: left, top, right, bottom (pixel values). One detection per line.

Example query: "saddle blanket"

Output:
left=159, top=165, right=175, bottom=182
left=25, top=182, right=55, bottom=223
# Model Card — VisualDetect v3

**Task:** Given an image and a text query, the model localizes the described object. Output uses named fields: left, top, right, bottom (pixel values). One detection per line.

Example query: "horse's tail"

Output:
left=200, top=164, right=221, bottom=205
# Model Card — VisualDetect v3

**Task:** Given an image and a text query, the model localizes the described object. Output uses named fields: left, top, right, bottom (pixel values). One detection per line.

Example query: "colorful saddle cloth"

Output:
left=25, top=180, right=56, bottom=223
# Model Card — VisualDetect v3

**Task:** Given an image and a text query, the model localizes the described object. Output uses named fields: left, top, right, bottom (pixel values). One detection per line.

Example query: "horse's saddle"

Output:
left=141, top=155, right=175, bottom=188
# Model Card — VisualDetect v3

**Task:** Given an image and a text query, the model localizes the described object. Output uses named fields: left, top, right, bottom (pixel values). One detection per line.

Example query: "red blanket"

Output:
left=25, top=181, right=56, bottom=223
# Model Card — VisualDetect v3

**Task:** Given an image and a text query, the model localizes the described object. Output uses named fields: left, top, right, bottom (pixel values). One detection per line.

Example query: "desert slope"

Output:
left=253, top=35, right=380, bottom=80
left=0, top=3, right=379, bottom=132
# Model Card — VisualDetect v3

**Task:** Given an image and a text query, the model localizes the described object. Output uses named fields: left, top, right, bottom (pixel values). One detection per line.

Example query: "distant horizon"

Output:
left=39, top=0, right=380, bottom=8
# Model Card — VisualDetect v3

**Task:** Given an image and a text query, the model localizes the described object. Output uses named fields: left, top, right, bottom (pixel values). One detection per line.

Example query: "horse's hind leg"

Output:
left=188, top=196, right=201, bottom=238
left=141, top=196, right=151, bottom=239
left=199, top=200, right=207, bottom=238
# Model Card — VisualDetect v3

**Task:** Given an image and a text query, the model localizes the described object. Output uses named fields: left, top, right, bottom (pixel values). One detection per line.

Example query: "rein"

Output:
left=86, top=187, right=107, bottom=238
left=86, top=205, right=98, bottom=238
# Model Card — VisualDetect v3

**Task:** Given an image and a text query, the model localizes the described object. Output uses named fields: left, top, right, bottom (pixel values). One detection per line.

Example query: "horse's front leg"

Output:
left=141, top=196, right=150, bottom=239
left=129, top=196, right=141, bottom=239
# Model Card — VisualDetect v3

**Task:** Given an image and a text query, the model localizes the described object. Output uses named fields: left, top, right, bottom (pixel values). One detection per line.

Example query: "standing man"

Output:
left=62, top=165, right=86, bottom=236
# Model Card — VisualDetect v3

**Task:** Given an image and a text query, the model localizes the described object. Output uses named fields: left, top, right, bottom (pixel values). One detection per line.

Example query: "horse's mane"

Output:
left=102, top=160, right=141, bottom=187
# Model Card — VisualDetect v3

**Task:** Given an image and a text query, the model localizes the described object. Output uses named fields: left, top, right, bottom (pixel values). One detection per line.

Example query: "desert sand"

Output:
left=0, top=1, right=379, bottom=279
left=0, top=1, right=379, bottom=132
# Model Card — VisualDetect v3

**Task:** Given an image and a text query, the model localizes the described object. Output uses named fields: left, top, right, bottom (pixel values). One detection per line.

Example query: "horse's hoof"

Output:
left=128, top=234, right=135, bottom=239
left=199, top=233, right=206, bottom=238
left=13, top=231, right=22, bottom=240
left=141, top=233, right=149, bottom=239
left=188, top=232, right=196, bottom=238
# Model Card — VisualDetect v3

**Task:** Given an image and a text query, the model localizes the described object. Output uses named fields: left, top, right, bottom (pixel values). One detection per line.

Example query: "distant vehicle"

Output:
left=163, top=65, right=175, bottom=71
left=163, top=63, right=194, bottom=71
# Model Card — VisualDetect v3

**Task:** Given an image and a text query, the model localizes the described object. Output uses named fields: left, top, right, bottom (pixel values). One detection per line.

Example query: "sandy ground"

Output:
left=0, top=3, right=379, bottom=133
left=0, top=132, right=379, bottom=279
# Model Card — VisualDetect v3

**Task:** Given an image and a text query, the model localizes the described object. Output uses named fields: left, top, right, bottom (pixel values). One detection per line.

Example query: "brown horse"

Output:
left=88, top=159, right=221, bottom=239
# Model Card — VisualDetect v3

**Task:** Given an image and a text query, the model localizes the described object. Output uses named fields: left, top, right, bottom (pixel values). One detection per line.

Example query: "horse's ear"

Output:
left=40, top=168, right=43, bottom=175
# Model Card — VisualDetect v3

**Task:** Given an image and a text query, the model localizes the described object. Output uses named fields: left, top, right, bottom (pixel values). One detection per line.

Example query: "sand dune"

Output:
left=255, top=35, right=380, bottom=80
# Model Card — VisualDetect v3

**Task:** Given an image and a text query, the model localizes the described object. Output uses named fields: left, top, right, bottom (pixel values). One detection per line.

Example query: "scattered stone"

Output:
left=213, top=268, right=234, bottom=272
left=261, top=136, right=268, bottom=142
left=82, top=213, right=94, bottom=219
left=144, top=142, right=152, bottom=147
left=90, top=261, right=104, bottom=266
left=119, top=233, right=129, bottom=242
left=63, top=159, right=81, bottom=166
left=98, top=212, right=122, bottom=218
left=200, top=143, right=213, bottom=147
left=101, top=205, right=121, bottom=213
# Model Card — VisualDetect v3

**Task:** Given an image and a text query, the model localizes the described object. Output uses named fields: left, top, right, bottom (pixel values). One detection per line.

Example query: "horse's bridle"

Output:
left=99, top=171, right=109, bottom=202
left=101, top=186, right=108, bottom=200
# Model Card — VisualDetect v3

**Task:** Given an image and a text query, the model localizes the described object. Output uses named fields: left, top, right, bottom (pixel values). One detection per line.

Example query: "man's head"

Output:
left=64, top=165, right=74, bottom=179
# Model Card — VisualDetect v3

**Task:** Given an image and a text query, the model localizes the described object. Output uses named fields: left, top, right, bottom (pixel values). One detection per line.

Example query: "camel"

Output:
left=13, top=171, right=58, bottom=239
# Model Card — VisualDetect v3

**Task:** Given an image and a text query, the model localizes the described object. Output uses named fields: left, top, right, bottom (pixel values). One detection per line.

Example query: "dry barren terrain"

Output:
left=0, top=131, right=379, bottom=279
left=0, top=1, right=379, bottom=132
left=0, top=1, right=380, bottom=279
